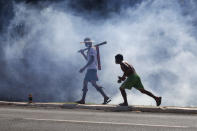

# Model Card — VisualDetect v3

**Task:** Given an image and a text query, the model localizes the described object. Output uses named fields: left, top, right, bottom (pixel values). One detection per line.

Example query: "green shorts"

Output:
left=120, top=74, right=144, bottom=90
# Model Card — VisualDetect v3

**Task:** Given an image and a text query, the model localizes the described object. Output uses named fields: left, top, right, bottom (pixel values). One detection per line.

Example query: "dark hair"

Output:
left=84, top=37, right=91, bottom=42
left=115, top=54, right=123, bottom=61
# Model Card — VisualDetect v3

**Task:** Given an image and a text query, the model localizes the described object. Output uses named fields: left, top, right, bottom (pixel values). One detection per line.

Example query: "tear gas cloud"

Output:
left=0, top=0, right=197, bottom=106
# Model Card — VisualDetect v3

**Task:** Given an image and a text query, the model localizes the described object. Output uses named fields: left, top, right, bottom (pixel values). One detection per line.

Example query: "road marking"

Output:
left=24, top=118, right=189, bottom=128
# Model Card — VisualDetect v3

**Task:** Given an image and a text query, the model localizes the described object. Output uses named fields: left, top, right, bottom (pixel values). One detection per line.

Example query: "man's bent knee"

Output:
left=82, top=88, right=88, bottom=92
left=82, top=85, right=88, bottom=92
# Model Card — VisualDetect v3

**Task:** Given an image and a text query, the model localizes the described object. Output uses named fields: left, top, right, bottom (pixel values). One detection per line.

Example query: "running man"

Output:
left=115, top=54, right=162, bottom=106
left=76, top=38, right=111, bottom=104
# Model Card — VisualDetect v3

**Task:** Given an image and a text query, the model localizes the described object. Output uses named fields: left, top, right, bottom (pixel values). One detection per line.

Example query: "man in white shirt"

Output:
left=76, top=38, right=111, bottom=104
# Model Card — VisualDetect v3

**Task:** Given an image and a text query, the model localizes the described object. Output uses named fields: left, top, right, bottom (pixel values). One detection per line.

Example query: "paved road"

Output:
left=0, top=106, right=196, bottom=131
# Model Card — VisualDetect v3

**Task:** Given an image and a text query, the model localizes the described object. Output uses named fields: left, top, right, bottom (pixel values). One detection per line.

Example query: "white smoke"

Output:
left=2, top=0, right=197, bottom=106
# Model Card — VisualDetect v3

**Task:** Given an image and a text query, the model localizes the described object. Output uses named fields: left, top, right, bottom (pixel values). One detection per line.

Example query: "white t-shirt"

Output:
left=87, top=47, right=97, bottom=70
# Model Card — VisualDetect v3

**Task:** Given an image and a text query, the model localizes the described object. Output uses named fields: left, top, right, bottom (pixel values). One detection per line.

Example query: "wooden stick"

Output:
left=78, top=41, right=107, bottom=52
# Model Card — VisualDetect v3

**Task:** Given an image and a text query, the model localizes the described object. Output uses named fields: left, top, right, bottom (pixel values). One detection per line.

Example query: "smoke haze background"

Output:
left=0, top=0, right=197, bottom=106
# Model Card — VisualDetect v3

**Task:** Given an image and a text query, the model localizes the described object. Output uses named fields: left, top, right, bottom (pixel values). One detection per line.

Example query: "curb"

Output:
left=0, top=101, right=196, bottom=114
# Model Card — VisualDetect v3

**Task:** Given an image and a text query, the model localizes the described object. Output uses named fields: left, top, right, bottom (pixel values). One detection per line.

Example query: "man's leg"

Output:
left=119, top=87, right=128, bottom=106
left=76, top=80, right=88, bottom=104
left=91, top=81, right=111, bottom=104
left=139, top=88, right=161, bottom=106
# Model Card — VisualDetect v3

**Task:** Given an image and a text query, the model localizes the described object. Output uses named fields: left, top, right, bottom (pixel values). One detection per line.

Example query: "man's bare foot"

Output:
left=119, top=102, right=128, bottom=106
left=76, top=100, right=85, bottom=104
left=156, top=97, right=162, bottom=106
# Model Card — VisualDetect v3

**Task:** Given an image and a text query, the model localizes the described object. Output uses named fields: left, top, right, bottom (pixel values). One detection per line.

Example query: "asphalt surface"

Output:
left=0, top=106, right=196, bottom=131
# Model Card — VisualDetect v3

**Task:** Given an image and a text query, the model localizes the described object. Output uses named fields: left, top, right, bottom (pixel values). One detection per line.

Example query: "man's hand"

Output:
left=79, top=49, right=85, bottom=54
left=118, top=76, right=126, bottom=81
left=79, top=67, right=85, bottom=73
left=117, top=76, right=126, bottom=83
left=117, top=76, right=122, bottom=83
left=117, top=79, right=122, bottom=83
